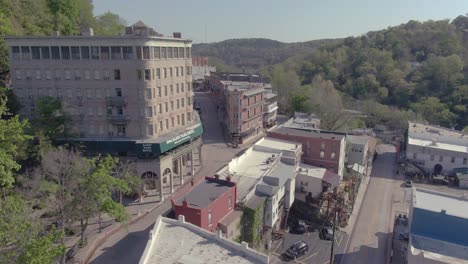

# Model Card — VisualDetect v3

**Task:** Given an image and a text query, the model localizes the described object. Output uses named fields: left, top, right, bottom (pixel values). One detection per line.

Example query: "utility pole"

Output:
left=329, top=210, right=337, bottom=264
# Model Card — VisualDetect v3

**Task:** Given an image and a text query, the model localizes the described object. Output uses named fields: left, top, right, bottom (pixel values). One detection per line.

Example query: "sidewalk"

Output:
left=341, top=164, right=373, bottom=235
left=71, top=170, right=199, bottom=263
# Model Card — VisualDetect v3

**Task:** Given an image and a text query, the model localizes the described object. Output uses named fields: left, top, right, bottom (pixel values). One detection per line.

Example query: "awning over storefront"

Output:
left=136, top=123, right=204, bottom=155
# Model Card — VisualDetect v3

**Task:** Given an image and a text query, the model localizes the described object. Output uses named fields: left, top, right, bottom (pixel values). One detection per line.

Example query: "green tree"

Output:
left=95, top=12, right=126, bottom=36
left=47, top=0, right=80, bottom=35
left=30, top=96, right=67, bottom=142
left=0, top=195, right=63, bottom=264
left=77, top=0, right=95, bottom=29
left=0, top=100, right=30, bottom=189
left=411, top=97, right=457, bottom=126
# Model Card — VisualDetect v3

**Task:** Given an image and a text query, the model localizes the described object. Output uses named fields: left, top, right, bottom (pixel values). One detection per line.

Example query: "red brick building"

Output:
left=171, top=176, right=237, bottom=232
left=267, top=126, right=346, bottom=176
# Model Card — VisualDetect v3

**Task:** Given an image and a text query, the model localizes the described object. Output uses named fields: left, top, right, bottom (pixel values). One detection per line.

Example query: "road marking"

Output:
left=273, top=239, right=282, bottom=253
left=335, top=232, right=343, bottom=246
left=299, top=252, right=318, bottom=263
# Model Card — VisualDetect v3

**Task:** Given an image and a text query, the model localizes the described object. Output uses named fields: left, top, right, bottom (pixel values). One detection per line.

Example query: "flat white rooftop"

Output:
left=253, top=137, right=300, bottom=153
left=139, top=216, right=268, bottom=264
left=408, top=137, right=468, bottom=154
left=216, top=137, right=300, bottom=201
left=413, top=188, right=468, bottom=219
left=297, top=163, right=340, bottom=188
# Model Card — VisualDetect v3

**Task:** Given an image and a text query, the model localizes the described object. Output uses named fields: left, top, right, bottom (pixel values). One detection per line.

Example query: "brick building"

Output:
left=267, top=126, right=346, bottom=176
left=171, top=176, right=237, bottom=233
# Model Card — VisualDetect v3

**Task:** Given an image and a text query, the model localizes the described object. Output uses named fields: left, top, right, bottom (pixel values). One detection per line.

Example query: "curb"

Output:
left=339, top=167, right=373, bottom=264
left=82, top=203, right=161, bottom=264
left=81, top=165, right=204, bottom=264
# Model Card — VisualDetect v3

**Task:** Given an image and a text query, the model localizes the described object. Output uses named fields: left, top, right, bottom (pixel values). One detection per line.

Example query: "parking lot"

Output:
left=270, top=224, right=348, bottom=264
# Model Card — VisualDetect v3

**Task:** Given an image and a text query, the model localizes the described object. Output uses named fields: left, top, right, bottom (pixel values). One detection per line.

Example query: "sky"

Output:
left=93, top=0, right=468, bottom=43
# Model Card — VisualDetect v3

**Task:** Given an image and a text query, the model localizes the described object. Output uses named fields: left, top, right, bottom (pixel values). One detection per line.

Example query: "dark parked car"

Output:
left=320, top=226, right=334, bottom=241
left=292, top=220, right=306, bottom=234
left=284, top=241, right=309, bottom=260
left=404, top=179, right=413, bottom=187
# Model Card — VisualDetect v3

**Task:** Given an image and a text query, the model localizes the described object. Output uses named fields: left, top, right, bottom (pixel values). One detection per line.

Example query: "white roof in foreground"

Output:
left=139, top=216, right=269, bottom=264
left=413, top=187, right=468, bottom=219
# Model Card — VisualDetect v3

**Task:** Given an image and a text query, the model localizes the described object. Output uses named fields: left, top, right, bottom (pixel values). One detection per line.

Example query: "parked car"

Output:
left=284, top=241, right=309, bottom=260
left=292, top=220, right=306, bottom=234
left=320, top=226, right=334, bottom=241
left=404, top=179, right=413, bottom=187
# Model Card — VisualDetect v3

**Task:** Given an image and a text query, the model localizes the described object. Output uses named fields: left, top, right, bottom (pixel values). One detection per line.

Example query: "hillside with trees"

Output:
left=192, top=38, right=335, bottom=72
left=267, top=16, right=468, bottom=131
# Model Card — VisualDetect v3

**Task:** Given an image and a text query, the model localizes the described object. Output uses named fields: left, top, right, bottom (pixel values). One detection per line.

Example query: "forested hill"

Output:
left=192, top=38, right=335, bottom=72
left=269, top=17, right=468, bottom=130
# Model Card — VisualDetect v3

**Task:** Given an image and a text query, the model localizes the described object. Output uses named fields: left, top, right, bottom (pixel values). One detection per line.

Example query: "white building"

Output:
left=346, top=135, right=370, bottom=168
left=406, top=122, right=468, bottom=174
left=295, top=164, right=340, bottom=202
left=216, top=137, right=302, bottom=229
left=139, top=215, right=269, bottom=264
left=407, top=188, right=468, bottom=264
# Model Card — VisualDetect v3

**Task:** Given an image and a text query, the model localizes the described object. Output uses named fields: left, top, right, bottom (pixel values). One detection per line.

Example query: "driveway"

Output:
left=270, top=223, right=348, bottom=264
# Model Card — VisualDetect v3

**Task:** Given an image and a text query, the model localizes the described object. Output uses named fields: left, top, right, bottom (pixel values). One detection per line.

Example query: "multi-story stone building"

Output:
left=5, top=22, right=203, bottom=201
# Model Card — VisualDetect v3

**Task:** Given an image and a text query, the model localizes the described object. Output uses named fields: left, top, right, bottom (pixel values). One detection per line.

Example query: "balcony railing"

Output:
left=106, top=96, right=127, bottom=106
left=107, top=115, right=130, bottom=124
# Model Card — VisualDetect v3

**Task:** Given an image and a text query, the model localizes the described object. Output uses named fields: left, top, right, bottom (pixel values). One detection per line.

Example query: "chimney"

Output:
left=226, top=175, right=231, bottom=182
left=53, top=31, right=60, bottom=36
left=191, top=179, right=195, bottom=186
left=173, top=32, right=182, bottom=38
left=182, top=198, right=188, bottom=207
left=214, top=175, right=219, bottom=179
left=81, top=27, right=94, bottom=36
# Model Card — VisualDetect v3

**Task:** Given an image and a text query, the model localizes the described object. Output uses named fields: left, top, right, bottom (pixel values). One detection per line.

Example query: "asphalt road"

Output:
left=89, top=92, right=253, bottom=264
left=340, top=144, right=404, bottom=264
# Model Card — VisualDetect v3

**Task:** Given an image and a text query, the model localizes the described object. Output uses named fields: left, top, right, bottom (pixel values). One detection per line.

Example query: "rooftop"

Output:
left=257, top=161, right=296, bottom=195
left=297, top=163, right=341, bottom=188
left=347, top=135, right=370, bottom=146
left=139, top=216, right=269, bottom=264
left=271, top=126, right=346, bottom=141
left=413, top=187, right=468, bottom=221
left=410, top=234, right=468, bottom=264
left=408, top=121, right=467, bottom=153
left=173, top=177, right=235, bottom=209
left=216, top=137, right=300, bottom=201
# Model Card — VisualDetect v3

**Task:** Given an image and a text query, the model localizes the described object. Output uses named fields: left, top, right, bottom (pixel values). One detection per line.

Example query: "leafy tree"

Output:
left=0, top=100, right=30, bottom=189
left=47, top=0, right=80, bottom=35
left=0, top=195, right=63, bottom=264
left=95, top=12, right=126, bottom=36
left=77, top=0, right=95, bottom=29
left=30, top=96, right=67, bottom=142
left=114, top=160, right=142, bottom=204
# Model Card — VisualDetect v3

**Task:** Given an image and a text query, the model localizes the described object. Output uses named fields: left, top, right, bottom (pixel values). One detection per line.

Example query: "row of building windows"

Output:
left=145, top=97, right=192, bottom=117
left=320, top=151, right=336, bottom=160
left=144, top=83, right=191, bottom=99
left=11, top=46, right=191, bottom=61
left=415, top=153, right=468, bottom=164
left=14, top=69, right=121, bottom=81
left=137, top=66, right=192, bottom=81
left=147, top=113, right=193, bottom=136
left=18, top=87, right=193, bottom=105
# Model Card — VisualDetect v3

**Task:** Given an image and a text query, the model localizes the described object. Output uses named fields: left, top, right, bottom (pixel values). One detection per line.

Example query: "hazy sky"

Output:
left=93, top=0, right=468, bottom=43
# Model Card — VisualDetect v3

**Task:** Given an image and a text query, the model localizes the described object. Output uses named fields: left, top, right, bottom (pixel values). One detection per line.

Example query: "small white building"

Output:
left=346, top=135, right=370, bottom=167
left=406, top=122, right=468, bottom=174
left=407, top=188, right=468, bottom=264
left=295, top=164, right=340, bottom=201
